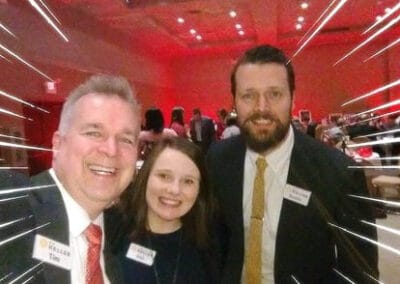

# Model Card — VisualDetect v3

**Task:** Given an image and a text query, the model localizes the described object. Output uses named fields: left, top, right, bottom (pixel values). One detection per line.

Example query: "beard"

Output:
left=239, top=111, right=290, bottom=153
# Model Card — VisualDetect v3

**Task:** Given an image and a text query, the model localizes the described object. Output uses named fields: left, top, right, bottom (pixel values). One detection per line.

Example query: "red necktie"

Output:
left=85, top=223, right=104, bottom=284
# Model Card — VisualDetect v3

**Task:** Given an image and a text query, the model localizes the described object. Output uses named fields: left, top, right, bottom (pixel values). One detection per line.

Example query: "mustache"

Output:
left=244, top=112, right=277, bottom=123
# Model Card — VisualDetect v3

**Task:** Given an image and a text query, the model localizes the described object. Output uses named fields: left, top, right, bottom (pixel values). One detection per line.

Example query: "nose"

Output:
left=166, top=180, right=180, bottom=195
left=256, top=94, right=270, bottom=112
left=99, top=137, right=118, bottom=157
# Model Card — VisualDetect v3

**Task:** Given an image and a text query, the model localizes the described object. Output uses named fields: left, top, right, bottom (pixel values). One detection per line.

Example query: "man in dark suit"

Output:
left=190, top=108, right=216, bottom=153
left=207, top=45, right=378, bottom=283
left=1, top=74, right=141, bottom=283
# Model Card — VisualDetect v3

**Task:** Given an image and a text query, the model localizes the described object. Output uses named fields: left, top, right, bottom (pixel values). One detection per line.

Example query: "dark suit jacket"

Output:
left=1, top=170, right=123, bottom=284
left=207, top=129, right=378, bottom=284
left=190, top=116, right=216, bottom=152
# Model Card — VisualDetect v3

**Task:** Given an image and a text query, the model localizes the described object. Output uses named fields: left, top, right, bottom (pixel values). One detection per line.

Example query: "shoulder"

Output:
left=163, top=128, right=178, bottom=136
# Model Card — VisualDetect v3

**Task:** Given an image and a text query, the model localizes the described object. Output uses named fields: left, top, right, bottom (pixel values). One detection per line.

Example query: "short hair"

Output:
left=120, top=137, right=215, bottom=249
left=230, top=44, right=295, bottom=97
left=144, top=107, right=165, bottom=133
left=193, top=108, right=201, bottom=115
left=58, top=74, right=140, bottom=135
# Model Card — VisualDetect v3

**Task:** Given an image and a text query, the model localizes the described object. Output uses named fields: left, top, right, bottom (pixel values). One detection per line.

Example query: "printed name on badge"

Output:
left=126, top=243, right=157, bottom=266
left=284, top=184, right=311, bottom=206
left=32, top=234, right=72, bottom=270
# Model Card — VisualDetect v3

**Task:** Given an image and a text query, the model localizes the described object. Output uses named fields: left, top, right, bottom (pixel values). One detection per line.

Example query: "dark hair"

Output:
left=170, top=107, right=185, bottom=126
left=230, top=44, right=295, bottom=97
left=145, top=107, right=164, bottom=133
left=226, top=115, right=237, bottom=126
left=120, top=137, right=214, bottom=249
left=193, top=108, right=201, bottom=115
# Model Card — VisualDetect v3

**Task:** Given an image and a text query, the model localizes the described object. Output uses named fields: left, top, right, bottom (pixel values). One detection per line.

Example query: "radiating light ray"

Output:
left=354, top=99, right=400, bottom=117
left=8, top=262, right=43, bottom=284
left=38, top=0, right=61, bottom=24
left=0, top=272, right=13, bottom=282
left=341, top=79, right=400, bottom=106
left=0, top=53, right=12, bottom=63
left=363, top=156, right=400, bottom=161
left=332, top=268, right=355, bottom=284
left=0, top=107, right=33, bottom=121
left=2, top=95, right=49, bottom=113
left=348, top=165, right=400, bottom=169
left=297, top=0, right=338, bottom=46
left=363, top=2, right=400, bottom=35
left=0, top=43, right=53, bottom=81
left=348, top=194, right=400, bottom=207
left=361, top=220, right=400, bottom=237
left=0, top=166, right=29, bottom=170
left=0, top=22, right=17, bottom=38
left=292, top=0, right=348, bottom=59
left=334, top=14, right=400, bottom=66
left=0, top=184, right=55, bottom=195
left=329, top=222, right=400, bottom=256
left=291, top=275, right=301, bottom=284
left=0, top=222, right=50, bottom=247
left=28, top=0, right=69, bottom=42
left=0, top=133, right=28, bottom=141
left=363, top=271, right=384, bottom=284
left=364, top=37, right=400, bottom=62
left=354, top=109, right=400, bottom=125
left=346, top=137, right=400, bottom=148
left=0, top=194, right=28, bottom=203
left=0, top=215, right=33, bottom=229
left=358, top=128, right=400, bottom=138
left=0, top=141, right=53, bottom=152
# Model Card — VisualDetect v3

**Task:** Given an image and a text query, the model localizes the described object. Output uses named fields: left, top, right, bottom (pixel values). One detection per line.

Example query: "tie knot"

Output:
left=85, top=224, right=102, bottom=246
left=256, top=157, right=267, bottom=172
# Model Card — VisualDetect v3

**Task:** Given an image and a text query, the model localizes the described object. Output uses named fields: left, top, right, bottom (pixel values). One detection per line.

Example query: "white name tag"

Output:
left=32, top=234, right=72, bottom=270
left=284, top=184, right=311, bottom=206
left=126, top=243, right=156, bottom=266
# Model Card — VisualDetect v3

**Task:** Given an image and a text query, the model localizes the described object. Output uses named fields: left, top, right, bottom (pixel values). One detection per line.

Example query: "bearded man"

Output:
left=207, top=45, right=378, bottom=284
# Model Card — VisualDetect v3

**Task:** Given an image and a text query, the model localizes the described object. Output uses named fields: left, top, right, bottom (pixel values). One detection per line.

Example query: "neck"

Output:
left=147, top=218, right=182, bottom=234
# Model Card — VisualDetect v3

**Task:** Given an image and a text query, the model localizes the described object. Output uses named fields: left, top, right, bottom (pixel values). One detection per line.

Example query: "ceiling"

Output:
left=4, top=0, right=400, bottom=59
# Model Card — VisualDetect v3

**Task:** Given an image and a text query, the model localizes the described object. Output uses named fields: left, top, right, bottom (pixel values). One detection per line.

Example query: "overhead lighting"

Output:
left=235, top=23, right=242, bottom=29
left=300, top=2, right=309, bottom=9
left=238, top=30, right=245, bottom=36
left=196, top=35, right=202, bottom=41
left=376, top=15, right=383, bottom=21
left=385, top=8, right=392, bottom=14
left=229, top=10, right=237, bottom=18
left=295, top=23, right=303, bottom=30
left=297, top=16, right=305, bottom=22
left=190, top=29, right=196, bottom=35
left=177, top=17, right=185, bottom=24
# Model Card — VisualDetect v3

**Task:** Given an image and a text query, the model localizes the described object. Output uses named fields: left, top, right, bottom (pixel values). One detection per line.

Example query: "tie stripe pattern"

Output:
left=85, top=223, right=104, bottom=284
left=245, top=157, right=267, bottom=284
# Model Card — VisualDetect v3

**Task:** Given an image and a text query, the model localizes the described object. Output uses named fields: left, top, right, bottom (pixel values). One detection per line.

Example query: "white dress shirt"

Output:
left=49, top=169, right=111, bottom=284
left=242, top=126, right=294, bottom=283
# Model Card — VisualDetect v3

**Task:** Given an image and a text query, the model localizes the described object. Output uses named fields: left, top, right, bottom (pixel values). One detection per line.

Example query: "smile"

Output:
left=88, top=164, right=117, bottom=176
left=159, top=197, right=181, bottom=207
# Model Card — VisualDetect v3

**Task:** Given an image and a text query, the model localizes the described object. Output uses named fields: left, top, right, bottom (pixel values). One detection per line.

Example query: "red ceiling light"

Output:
left=300, top=1, right=309, bottom=10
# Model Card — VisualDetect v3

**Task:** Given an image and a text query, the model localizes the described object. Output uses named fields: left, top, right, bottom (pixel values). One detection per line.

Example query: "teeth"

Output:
left=159, top=197, right=180, bottom=206
left=254, top=119, right=271, bottom=124
left=89, top=165, right=116, bottom=175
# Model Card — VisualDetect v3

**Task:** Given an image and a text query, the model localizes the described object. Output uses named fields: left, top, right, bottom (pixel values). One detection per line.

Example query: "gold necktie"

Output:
left=245, top=157, right=267, bottom=284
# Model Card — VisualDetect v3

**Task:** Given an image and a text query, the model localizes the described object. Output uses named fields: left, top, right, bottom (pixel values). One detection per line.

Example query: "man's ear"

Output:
left=52, top=131, right=61, bottom=157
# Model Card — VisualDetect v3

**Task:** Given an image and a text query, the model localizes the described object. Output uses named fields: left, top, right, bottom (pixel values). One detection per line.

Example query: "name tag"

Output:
left=284, top=184, right=311, bottom=206
left=32, top=234, right=72, bottom=270
left=126, top=243, right=156, bottom=266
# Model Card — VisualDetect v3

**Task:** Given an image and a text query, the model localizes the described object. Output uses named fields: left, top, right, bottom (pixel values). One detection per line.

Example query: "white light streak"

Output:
left=355, top=109, right=400, bottom=125
left=297, top=0, right=338, bottom=46
left=0, top=272, right=13, bottom=282
left=38, top=0, right=61, bottom=24
left=348, top=194, right=400, bottom=207
left=0, top=43, right=53, bottom=81
left=363, top=272, right=384, bottom=284
left=358, top=128, right=400, bottom=138
left=332, top=268, right=355, bottom=284
left=348, top=165, right=400, bottom=169
left=0, top=107, right=32, bottom=121
left=0, top=133, right=28, bottom=141
left=329, top=222, right=400, bottom=256
left=341, top=79, right=400, bottom=106
left=292, top=0, right=348, bottom=58
left=363, top=2, right=400, bottom=35
left=361, top=220, right=400, bottom=237
left=0, top=22, right=17, bottom=38
left=0, top=141, right=53, bottom=152
left=354, top=99, right=400, bottom=117
left=0, top=89, right=50, bottom=114
left=0, top=222, right=50, bottom=248
left=291, top=275, right=301, bottom=284
left=28, top=0, right=69, bottom=42
left=8, top=262, right=43, bottom=284
left=364, top=37, right=400, bottom=62
left=0, top=167, right=29, bottom=170
left=0, top=195, right=28, bottom=203
left=0, top=53, right=12, bottom=63
left=346, top=137, right=400, bottom=148
left=0, top=184, right=55, bottom=195
left=0, top=215, right=33, bottom=229
left=334, top=14, right=400, bottom=66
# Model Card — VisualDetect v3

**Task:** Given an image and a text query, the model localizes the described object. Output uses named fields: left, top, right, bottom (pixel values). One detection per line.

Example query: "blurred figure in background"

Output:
left=215, top=108, right=228, bottom=140
left=189, top=108, right=216, bottom=153
left=221, top=112, right=240, bottom=139
left=139, top=107, right=177, bottom=160
left=169, top=106, right=189, bottom=138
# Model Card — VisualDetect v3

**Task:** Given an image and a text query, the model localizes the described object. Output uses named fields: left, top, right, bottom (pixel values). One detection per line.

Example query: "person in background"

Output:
left=139, top=107, right=177, bottom=160
left=221, top=113, right=240, bottom=139
left=169, top=106, right=189, bottom=138
left=2, top=74, right=142, bottom=284
left=207, top=45, right=378, bottom=283
left=215, top=108, right=228, bottom=140
left=189, top=108, right=216, bottom=153
left=117, top=137, right=218, bottom=284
